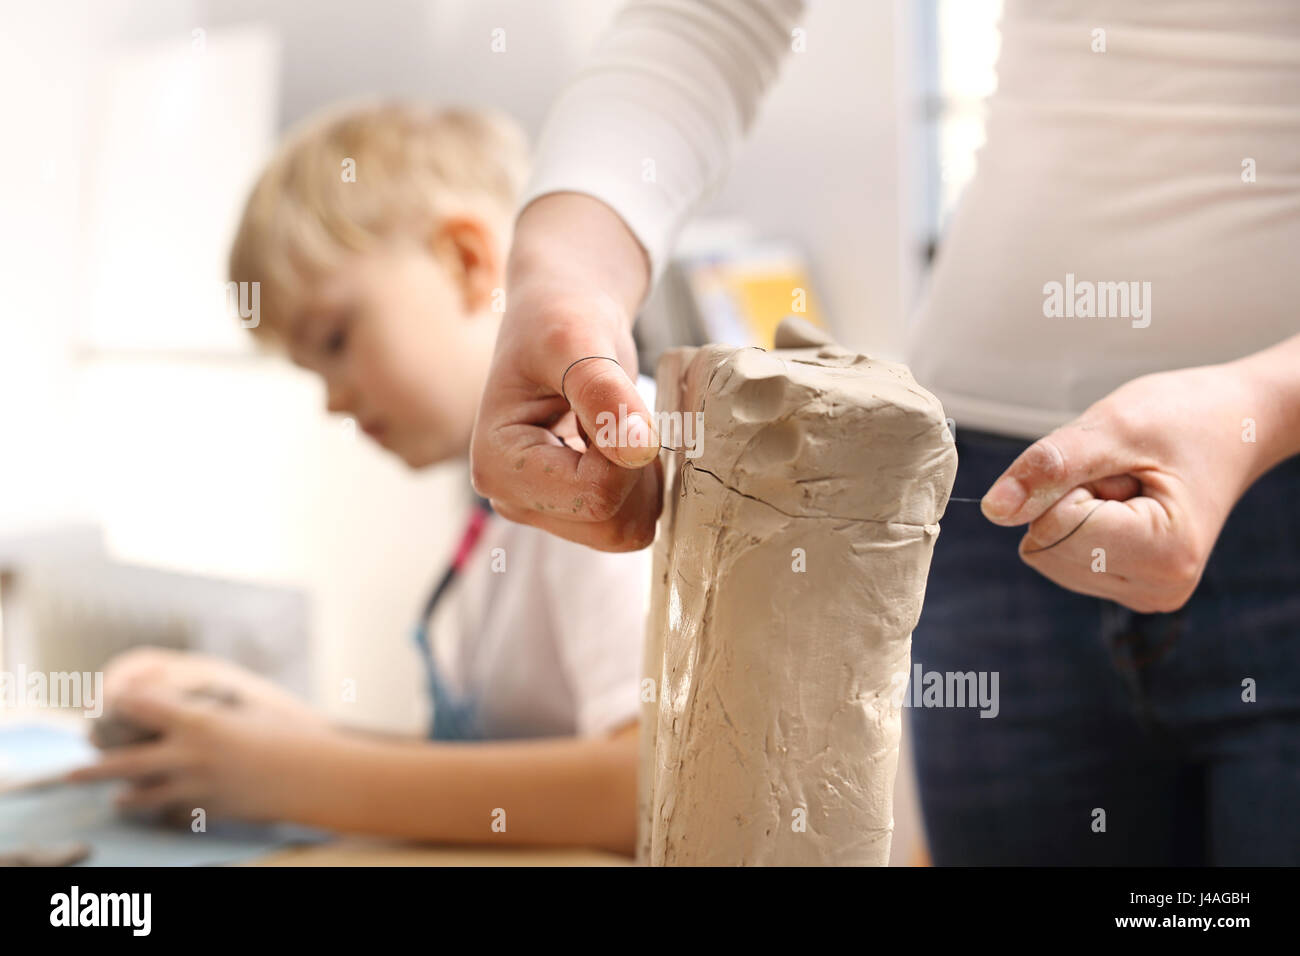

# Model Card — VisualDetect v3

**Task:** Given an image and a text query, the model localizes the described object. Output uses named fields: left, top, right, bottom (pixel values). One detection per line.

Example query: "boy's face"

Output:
left=284, top=236, right=500, bottom=469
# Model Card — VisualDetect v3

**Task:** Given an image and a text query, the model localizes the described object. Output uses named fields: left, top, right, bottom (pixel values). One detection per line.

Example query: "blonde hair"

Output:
left=229, top=101, right=529, bottom=341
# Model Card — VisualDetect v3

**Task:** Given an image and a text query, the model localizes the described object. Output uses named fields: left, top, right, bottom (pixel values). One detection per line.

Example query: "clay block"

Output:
left=638, top=318, right=957, bottom=866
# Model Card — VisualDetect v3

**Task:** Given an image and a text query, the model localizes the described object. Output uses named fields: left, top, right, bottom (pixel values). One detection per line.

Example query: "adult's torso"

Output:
left=907, top=0, right=1300, bottom=439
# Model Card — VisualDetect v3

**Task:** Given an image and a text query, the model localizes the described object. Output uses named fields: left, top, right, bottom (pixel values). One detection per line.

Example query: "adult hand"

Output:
left=471, top=193, right=662, bottom=551
left=980, top=358, right=1296, bottom=613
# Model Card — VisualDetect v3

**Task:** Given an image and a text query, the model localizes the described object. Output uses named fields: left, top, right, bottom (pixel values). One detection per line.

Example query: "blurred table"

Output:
left=1, top=712, right=629, bottom=866
left=252, top=837, right=629, bottom=866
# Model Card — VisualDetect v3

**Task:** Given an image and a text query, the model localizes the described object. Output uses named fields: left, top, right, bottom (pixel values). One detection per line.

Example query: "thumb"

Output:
left=559, top=354, right=659, bottom=468
left=982, top=423, right=1130, bottom=526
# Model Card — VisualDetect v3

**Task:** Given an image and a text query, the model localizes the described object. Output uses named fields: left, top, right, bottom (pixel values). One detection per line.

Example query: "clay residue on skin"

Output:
left=637, top=317, right=958, bottom=866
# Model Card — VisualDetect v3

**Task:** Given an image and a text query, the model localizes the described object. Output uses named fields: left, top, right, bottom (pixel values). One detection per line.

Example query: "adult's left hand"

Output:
left=979, top=362, right=1274, bottom=613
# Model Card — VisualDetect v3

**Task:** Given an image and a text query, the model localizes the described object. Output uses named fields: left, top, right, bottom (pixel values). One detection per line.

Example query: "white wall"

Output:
left=704, top=0, right=913, bottom=355
left=200, top=0, right=913, bottom=352
left=73, top=355, right=466, bottom=732
left=0, top=2, right=93, bottom=536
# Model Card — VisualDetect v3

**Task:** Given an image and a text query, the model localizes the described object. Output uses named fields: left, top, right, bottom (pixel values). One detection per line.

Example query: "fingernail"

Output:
left=981, top=476, right=1027, bottom=520
left=623, top=413, right=659, bottom=463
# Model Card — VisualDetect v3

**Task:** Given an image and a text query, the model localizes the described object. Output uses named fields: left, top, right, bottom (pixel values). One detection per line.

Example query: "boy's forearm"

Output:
left=276, top=723, right=640, bottom=856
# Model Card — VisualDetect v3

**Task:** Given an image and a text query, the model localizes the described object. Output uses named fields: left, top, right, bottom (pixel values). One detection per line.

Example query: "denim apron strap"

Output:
left=413, top=496, right=493, bottom=741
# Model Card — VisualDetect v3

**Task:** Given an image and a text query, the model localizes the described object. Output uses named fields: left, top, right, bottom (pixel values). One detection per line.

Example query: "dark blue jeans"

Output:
left=911, top=428, right=1300, bottom=865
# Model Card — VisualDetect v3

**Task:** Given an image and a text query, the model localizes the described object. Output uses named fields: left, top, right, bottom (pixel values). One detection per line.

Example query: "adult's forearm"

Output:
left=1230, top=332, right=1300, bottom=480
left=278, top=726, right=640, bottom=855
left=508, top=193, right=651, bottom=319
left=518, top=0, right=804, bottom=286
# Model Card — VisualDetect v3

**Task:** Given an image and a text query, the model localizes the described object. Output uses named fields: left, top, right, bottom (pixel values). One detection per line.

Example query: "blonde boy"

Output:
left=70, top=102, right=651, bottom=855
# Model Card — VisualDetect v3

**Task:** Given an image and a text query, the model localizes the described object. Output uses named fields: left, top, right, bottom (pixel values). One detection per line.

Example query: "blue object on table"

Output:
left=0, top=723, right=98, bottom=782
left=0, top=724, right=327, bottom=866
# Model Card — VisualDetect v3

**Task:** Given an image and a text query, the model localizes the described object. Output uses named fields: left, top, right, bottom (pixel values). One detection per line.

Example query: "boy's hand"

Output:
left=68, top=685, right=336, bottom=823
left=102, top=646, right=325, bottom=731
left=471, top=193, right=662, bottom=551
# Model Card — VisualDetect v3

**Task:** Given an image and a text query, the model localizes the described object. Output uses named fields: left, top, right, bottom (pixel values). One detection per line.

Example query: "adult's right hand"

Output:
left=471, top=193, right=663, bottom=551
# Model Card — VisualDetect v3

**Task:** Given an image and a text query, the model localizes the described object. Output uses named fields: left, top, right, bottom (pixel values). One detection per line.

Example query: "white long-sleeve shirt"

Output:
left=520, top=0, right=1300, bottom=438
left=521, top=0, right=803, bottom=287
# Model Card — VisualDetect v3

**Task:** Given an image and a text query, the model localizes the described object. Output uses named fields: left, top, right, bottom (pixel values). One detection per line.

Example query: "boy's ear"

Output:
left=428, top=216, right=501, bottom=313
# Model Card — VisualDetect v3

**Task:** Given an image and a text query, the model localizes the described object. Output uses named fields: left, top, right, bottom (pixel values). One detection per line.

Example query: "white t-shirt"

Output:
left=427, top=379, right=657, bottom=740
left=521, top=0, right=1300, bottom=439
left=427, top=512, right=651, bottom=739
